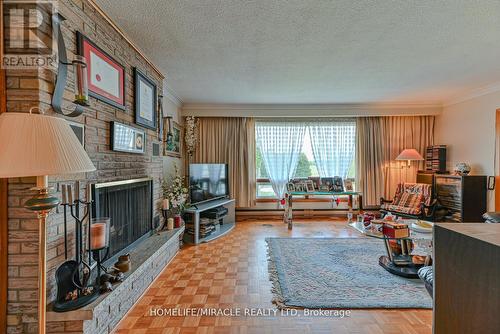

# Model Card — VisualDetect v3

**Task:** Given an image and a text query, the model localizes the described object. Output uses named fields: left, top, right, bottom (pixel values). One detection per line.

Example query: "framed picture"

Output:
left=332, top=176, right=344, bottom=192
left=110, top=121, right=145, bottom=154
left=134, top=68, right=157, bottom=130
left=305, top=180, right=315, bottom=192
left=308, top=177, right=321, bottom=190
left=319, top=185, right=330, bottom=191
left=286, top=182, right=295, bottom=193
left=321, top=177, right=334, bottom=191
left=165, top=121, right=182, bottom=157
left=77, top=32, right=126, bottom=110
left=67, top=120, right=85, bottom=147
left=344, top=178, right=355, bottom=192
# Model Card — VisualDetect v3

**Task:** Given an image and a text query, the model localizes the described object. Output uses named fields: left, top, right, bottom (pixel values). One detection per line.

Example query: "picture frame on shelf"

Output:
left=305, top=180, right=315, bottom=192
left=165, top=121, right=182, bottom=158
left=77, top=31, right=126, bottom=110
left=134, top=68, right=157, bottom=130
left=294, top=183, right=306, bottom=192
left=110, top=121, right=145, bottom=154
left=319, top=185, right=330, bottom=191
left=344, top=178, right=355, bottom=192
left=308, top=177, right=321, bottom=190
left=286, top=182, right=295, bottom=193
left=321, top=177, right=334, bottom=191
left=332, top=176, right=344, bottom=192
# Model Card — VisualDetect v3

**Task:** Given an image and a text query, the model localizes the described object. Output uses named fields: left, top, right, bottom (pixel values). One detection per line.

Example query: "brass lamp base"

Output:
left=24, top=176, right=60, bottom=334
left=24, top=188, right=59, bottom=212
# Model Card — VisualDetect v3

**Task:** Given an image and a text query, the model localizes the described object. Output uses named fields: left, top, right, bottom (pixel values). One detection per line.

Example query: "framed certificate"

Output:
left=134, top=68, right=157, bottom=130
left=77, top=32, right=126, bottom=110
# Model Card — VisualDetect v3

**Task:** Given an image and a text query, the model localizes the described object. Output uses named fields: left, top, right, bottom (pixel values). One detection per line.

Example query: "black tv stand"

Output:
left=184, top=198, right=235, bottom=244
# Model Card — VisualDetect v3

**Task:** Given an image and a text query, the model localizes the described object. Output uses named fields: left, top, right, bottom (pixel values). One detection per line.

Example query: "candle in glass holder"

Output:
left=162, top=199, right=170, bottom=210
left=90, top=223, right=107, bottom=250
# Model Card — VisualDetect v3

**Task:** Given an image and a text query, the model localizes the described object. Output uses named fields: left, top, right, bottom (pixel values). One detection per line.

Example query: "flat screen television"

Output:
left=189, top=163, right=229, bottom=204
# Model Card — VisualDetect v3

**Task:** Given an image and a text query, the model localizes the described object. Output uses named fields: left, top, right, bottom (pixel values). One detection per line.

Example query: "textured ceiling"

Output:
left=95, top=0, right=500, bottom=104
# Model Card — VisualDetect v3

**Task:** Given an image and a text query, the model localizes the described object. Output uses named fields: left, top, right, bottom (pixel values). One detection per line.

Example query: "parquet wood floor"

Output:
left=113, top=218, right=432, bottom=334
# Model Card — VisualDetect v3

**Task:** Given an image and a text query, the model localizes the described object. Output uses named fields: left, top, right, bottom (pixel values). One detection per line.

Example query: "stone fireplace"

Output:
left=3, top=1, right=183, bottom=333
left=92, top=178, right=154, bottom=263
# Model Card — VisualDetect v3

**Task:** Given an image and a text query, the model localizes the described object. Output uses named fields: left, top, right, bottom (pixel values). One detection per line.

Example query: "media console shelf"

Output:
left=183, top=198, right=236, bottom=244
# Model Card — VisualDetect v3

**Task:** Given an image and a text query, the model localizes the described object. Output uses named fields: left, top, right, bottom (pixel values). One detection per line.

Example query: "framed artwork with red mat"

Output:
left=77, top=32, right=126, bottom=110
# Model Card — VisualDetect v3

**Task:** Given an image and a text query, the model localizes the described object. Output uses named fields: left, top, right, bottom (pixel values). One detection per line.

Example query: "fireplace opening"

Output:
left=92, top=178, right=153, bottom=265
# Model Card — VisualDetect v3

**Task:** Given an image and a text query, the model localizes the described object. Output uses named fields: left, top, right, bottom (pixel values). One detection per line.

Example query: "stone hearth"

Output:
left=46, top=227, right=183, bottom=334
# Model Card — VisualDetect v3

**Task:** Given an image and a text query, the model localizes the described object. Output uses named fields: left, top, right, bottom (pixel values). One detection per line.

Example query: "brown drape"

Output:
left=356, top=116, right=435, bottom=207
left=356, top=117, right=386, bottom=208
left=193, top=117, right=256, bottom=208
left=382, top=116, right=435, bottom=200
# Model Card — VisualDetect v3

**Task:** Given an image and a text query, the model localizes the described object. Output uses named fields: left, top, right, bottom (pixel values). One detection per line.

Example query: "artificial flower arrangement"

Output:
left=162, top=164, right=189, bottom=214
left=184, top=116, right=198, bottom=157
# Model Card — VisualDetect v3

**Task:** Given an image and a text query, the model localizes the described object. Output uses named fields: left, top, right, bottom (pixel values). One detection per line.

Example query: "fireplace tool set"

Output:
left=53, top=181, right=114, bottom=312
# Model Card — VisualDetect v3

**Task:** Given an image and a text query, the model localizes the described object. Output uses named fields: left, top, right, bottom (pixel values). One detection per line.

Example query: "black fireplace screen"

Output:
left=92, top=178, right=153, bottom=260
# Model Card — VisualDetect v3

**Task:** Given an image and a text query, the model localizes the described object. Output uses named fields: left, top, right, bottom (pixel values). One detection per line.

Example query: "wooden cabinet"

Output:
left=435, top=175, right=487, bottom=222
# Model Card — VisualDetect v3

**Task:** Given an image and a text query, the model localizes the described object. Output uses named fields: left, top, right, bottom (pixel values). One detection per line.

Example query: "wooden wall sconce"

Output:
left=51, top=13, right=89, bottom=117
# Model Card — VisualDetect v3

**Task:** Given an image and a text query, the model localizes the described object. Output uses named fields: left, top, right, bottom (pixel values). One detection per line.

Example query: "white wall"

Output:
left=435, top=90, right=500, bottom=210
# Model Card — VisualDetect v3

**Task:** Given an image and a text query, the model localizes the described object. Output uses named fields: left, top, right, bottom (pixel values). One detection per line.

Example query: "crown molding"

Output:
left=182, top=102, right=442, bottom=117
left=162, top=85, right=183, bottom=107
left=444, top=81, right=500, bottom=107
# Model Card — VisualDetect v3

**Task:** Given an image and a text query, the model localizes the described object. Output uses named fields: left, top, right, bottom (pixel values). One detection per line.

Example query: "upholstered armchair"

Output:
left=380, top=183, right=437, bottom=220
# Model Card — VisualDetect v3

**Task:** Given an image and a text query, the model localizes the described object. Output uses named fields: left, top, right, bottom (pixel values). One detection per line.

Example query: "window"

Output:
left=256, top=120, right=356, bottom=198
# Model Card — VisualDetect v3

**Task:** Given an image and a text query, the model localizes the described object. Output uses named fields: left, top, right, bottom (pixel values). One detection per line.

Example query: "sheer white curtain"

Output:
left=256, top=121, right=307, bottom=199
left=309, top=120, right=356, bottom=178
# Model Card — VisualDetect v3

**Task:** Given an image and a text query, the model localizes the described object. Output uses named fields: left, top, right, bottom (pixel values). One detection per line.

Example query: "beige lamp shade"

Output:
left=0, top=112, right=96, bottom=178
left=396, top=149, right=424, bottom=161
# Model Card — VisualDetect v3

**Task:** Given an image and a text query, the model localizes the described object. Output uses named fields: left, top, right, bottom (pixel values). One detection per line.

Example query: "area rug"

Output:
left=266, top=237, right=432, bottom=309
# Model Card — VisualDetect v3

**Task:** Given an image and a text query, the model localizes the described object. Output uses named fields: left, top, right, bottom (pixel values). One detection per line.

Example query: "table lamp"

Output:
left=396, top=148, right=424, bottom=168
left=0, top=111, right=96, bottom=334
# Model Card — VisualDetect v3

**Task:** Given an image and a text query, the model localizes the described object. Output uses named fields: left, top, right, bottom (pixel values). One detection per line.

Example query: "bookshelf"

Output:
left=425, top=145, right=447, bottom=173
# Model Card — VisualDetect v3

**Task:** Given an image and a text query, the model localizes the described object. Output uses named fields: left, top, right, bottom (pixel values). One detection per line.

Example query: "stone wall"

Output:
left=5, top=1, right=167, bottom=332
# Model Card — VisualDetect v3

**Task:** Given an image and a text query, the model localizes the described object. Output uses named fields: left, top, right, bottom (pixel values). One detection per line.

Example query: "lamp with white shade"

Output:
left=0, top=111, right=96, bottom=334
left=396, top=148, right=424, bottom=168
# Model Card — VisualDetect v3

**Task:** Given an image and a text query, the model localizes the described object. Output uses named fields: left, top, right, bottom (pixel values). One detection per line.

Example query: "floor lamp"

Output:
left=0, top=111, right=96, bottom=334
left=396, top=148, right=424, bottom=183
